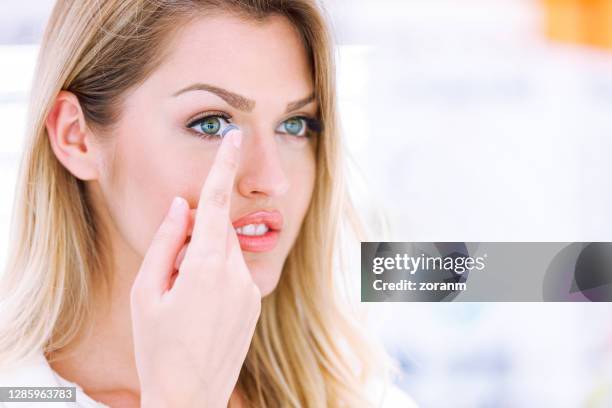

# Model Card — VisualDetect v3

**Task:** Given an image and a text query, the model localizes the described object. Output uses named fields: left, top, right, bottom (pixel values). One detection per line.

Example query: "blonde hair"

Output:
left=0, top=0, right=393, bottom=406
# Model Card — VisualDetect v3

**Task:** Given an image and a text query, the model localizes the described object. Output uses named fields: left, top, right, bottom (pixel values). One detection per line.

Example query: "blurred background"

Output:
left=2, top=0, right=612, bottom=407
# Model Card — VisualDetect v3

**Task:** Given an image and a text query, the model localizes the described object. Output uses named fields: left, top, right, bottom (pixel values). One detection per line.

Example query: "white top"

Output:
left=0, top=350, right=417, bottom=407
left=0, top=350, right=108, bottom=408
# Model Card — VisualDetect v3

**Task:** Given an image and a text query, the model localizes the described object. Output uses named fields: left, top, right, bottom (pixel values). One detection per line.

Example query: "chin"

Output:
left=245, top=258, right=283, bottom=297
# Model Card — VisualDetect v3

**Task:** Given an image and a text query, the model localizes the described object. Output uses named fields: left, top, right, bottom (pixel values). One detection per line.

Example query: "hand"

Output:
left=130, top=128, right=261, bottom=408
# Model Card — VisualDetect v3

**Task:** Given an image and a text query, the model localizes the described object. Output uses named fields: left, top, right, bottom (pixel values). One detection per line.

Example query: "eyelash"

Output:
left=186, top=111, right=231, bottom=141
left=185, top=110, right=323, bottom=141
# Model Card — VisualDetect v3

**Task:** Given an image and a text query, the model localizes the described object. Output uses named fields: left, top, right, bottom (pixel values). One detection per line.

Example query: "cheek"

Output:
left=281, top=138, right=317, bottom=242
left=102, top=134, right=214, bottom=257
left=287, top=152, right=316, bottom=216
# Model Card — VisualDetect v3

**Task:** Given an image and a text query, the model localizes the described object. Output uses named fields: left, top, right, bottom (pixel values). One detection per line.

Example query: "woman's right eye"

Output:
left=187, top=114, right=232, bottom=139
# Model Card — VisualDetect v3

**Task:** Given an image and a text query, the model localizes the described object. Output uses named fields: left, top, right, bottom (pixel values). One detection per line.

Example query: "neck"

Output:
left=48, top=226, right=143, bottom=399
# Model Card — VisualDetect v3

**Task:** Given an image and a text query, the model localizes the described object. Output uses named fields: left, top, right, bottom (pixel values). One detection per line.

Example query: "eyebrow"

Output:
left=285, top=93, right=315, bottom=113
left=172, top=82, right=315, bottom=113
left=173, top=83, right=255, bottom=112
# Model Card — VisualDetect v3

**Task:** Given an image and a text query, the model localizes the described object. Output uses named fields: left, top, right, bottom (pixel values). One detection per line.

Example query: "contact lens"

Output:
left=221, top=123, right=240, bottom=137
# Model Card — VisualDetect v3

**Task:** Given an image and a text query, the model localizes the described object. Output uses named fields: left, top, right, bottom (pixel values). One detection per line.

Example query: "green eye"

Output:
left=198, top=117, right=221, bottom=134
left=276, top=117, right=308, bottom=137
left=284, top=118, right=304, bottom=135
left=187, top=113, right=232, bottom=139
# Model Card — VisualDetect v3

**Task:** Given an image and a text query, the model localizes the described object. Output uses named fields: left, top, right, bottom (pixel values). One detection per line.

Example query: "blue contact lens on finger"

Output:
left=221, top=123, right=240, bottom=137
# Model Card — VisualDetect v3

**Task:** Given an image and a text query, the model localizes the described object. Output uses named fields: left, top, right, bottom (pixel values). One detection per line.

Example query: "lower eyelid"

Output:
left=186, top=128, right=219, bottom=141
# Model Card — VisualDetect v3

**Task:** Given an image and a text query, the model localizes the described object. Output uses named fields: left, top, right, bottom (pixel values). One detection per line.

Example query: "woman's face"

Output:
left=94, top=13, right=317, bottom=295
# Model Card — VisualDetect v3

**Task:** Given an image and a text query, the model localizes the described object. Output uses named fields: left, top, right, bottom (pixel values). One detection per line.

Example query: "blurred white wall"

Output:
left=329, top=0, right=612, bottom=242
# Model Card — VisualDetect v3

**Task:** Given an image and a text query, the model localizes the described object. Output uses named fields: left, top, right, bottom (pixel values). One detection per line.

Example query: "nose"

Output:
left=236, top=130, right=290, bottom=199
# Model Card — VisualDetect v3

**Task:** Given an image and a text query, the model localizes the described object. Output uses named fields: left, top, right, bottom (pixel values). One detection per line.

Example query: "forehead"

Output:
left=154, top=12, right=313, bottom=100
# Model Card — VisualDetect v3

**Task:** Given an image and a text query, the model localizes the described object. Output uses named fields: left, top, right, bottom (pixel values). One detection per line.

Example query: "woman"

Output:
left=0, top=0, right=416, bottom=406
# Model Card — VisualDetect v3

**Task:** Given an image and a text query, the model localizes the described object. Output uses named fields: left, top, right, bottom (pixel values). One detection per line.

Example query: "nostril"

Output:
left=243, top=178, right=290, bottom=198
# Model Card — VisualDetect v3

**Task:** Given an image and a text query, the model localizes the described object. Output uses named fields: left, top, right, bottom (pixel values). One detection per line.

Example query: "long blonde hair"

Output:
left=0, top=0, right=393, bottom=406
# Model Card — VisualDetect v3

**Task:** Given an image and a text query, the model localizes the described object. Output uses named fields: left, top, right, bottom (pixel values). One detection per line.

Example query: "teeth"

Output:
left=235, top=223, right=269, bottom=236
left=255, top=224, right=267, bottom=235
left=242, top=224, right=256, bottom=235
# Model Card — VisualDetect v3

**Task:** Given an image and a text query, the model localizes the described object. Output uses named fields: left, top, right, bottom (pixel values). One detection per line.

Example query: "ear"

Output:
left=46, top=90, right=101, bottom=180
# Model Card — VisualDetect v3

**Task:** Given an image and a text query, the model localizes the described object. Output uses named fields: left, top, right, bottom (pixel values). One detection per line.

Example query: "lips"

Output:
left=231, top=210, right=283, bottom=231
left=231, top=210, right=283, bottom=253
left=185, top=209, right=283, bottom=253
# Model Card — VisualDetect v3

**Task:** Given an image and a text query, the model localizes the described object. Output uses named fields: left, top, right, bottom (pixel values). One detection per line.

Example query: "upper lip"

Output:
left=232, top=209, right=283, bottom=231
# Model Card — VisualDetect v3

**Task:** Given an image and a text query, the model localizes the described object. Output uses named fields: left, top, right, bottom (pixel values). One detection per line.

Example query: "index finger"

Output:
left=185, top=125, right=242, bottom=262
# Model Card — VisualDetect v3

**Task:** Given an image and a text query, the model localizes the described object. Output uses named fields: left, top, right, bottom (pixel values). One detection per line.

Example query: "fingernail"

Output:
left=169, top=196, right=186, bottom=220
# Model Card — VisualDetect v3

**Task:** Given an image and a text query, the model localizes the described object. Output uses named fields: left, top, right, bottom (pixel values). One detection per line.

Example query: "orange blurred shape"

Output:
left=543, top=0, right=612, bottom=49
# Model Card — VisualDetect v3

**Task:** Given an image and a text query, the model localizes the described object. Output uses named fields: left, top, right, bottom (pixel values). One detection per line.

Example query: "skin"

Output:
left=45, top=13, right=317, bottom=407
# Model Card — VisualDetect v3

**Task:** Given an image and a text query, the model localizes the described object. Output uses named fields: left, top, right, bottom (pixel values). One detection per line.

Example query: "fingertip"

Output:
left=221, top=124, right=242, bottom=148
left=231, top=129, right=242, bottom=148
left=221, top=123, right=240, bottom=137
left=168, top=196, right=188, bottom=221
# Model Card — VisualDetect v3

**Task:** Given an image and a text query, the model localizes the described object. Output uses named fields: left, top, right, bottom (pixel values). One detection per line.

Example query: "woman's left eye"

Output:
left=187, top=114, right=232, bottom=139
left=276, top=117, right=308, bottom=137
